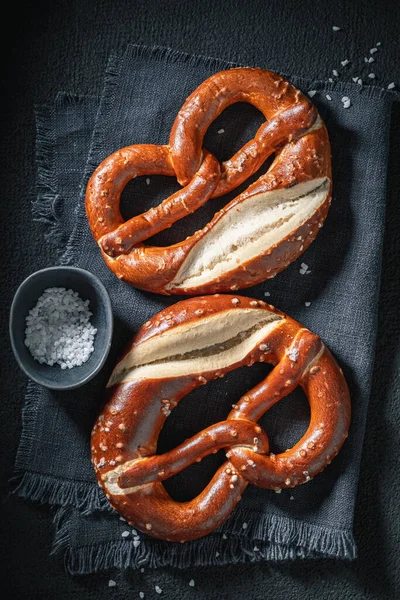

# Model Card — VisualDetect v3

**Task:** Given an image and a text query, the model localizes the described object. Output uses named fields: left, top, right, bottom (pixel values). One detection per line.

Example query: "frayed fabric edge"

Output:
left=32, top=102, right=66, bottom=251
left=52, top=506, right=357, bottom=575
left=59, top=53, right=122, bottom=268
left=10, top=470, right=110, bottom=514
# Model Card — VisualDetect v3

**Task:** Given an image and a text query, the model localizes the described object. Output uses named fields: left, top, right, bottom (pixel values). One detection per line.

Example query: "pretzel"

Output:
left=86, top=68, right=331, bottom=295
left=91, top=295, right=350, bottom=542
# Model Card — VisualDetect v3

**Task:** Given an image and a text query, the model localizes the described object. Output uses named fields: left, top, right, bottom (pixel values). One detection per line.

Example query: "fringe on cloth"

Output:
left=52, top=506, right=357, bottom=575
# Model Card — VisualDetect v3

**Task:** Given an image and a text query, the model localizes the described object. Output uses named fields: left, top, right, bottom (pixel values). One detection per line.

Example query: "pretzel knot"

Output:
left=92, top=295, right=350, bottom=542
left=86, top=68, right=332, bottom=295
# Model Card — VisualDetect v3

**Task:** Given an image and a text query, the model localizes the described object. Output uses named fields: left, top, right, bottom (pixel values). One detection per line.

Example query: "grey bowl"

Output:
left=9, top=266, right=113, bottom=390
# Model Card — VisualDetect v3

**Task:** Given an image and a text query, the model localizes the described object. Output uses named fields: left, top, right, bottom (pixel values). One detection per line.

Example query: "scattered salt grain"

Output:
left=368, top=57, right=375, bottom=63
left=332, top=25, right=341, bottom=31
left=388, top=82, right=396, bottom=90
left=139, top=593, right=145, bottom=599
left=121, top=531, right=130, bottom=537
left=358, top=78, right=363, bottom=85
left=155, top=586, right=162, bottom=594
left=364, top=57, right=369, bottom=63
left=189, top=579, right=195, bottom=587
left=370, top=47, right=378, bottom=54
left=299, top=262, right=309, bottom=275
left=24, top=287, right=97, bottom=368
left=216, top=551, right=220, bottom=557
left=218, top=128, right=225, bottom=134
left=368, top=73, right=376, bottom=79
left=308, top=90, right=316, bottom=98
left=376, top=42, right=381, bottom=46
left=108, top=580, right=116, bottom=587
left=290, top=495, right=295, bottom=501
left=341, top=96, right=351, bottom=108
left=340, top=59, right=350, bottom=67
left=264, top=291, right=270, bottom=297
left=242, top=522, right=248, bottom=529
left=145, top=178, right=150, bottom=185
left=325, top=94, right=332, bottom=101
left=305, top=302, right=311, bottom=307
left=332, top=69, right=339, bottom=77
left=133, top=539, right=141, bottom=548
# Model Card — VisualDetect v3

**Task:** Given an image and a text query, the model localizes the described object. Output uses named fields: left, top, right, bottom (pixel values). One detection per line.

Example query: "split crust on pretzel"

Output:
left=91, top=295, right=350, bottom=542
left=86, top=68, right=332, bottom=295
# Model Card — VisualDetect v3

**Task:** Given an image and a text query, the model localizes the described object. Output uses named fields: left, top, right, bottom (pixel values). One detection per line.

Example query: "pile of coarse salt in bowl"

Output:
left=24, top=287, right=97, bottom=369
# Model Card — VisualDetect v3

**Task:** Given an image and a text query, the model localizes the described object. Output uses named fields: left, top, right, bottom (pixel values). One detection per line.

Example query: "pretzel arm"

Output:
left=118, top=418, right=269, bottom=488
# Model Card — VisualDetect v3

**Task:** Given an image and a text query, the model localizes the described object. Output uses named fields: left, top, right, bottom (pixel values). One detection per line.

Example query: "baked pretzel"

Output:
left=91, top=295, right=350, bottom=542
left=86, top=68, right=331, bottom=295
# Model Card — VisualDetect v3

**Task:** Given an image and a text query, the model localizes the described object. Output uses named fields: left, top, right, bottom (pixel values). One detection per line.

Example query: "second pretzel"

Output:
left=86, top=68, right=331, bottom=295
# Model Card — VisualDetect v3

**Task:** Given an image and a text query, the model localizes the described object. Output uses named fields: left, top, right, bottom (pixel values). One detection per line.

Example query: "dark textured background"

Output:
left=1, top=1, right=399, bottom=598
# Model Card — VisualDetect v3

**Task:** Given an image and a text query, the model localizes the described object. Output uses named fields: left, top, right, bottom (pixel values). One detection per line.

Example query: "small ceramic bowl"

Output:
left=9, top=266, right=113, bottom=390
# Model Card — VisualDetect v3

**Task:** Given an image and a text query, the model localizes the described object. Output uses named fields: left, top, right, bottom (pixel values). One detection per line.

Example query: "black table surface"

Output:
left=1, top=1, right=399, bottom=599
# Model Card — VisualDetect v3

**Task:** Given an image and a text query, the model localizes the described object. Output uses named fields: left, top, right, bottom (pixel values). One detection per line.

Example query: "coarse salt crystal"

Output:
left=341, top=97, right=351, bottom=108
left=145, top=177, right=150, bottom=185
left=325, top=94, right=332, bottom=101
left=388, top=82, right=396, bottom=89
left=340, top=59, right=349, bottom=67
left=189, top=579, right=195, bottom=587
left=155, top=586, right=162, bottom=594
left=108, top=580, right=116, bottom=587
left=308, top=90, right=316, bottom=97
left=217, top=128, right=225, bottom=134
left=332, top=25, right=341, bottom=31
left=332, top=69, right=339, bottom=77
left=368, top=73, right=376, bottom=79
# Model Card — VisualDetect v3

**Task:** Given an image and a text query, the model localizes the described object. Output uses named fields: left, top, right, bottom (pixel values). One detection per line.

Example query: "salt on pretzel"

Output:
left=91, top=295, right=350, bottom=542
left=86, top=68, right=331, bottom=295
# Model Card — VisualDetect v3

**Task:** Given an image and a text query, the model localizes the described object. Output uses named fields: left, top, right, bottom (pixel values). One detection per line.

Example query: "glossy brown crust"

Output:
left=85, top=68, right=332, bottom=295
left=91, top=295, right=350, bottom=542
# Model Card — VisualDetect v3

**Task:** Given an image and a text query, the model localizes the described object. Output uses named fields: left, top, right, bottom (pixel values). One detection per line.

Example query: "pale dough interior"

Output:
left=108, top=308, right=282, bottom=385
left=169, top=176, right=330, bottom=290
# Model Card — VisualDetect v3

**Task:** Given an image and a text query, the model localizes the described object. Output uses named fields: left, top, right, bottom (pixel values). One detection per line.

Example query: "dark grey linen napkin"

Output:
left=12, top=44, right=397, bottom=574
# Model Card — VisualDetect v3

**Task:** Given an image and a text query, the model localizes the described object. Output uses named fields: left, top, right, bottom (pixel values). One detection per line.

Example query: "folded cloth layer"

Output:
left=12, top=44, right=396, bottom=573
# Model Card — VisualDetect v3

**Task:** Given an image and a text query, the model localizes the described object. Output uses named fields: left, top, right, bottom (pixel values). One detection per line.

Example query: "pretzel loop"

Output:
left=92, top=295, right=350, bottom=542
left=169, top=69, right=318, bottom=196
left=86, top=68, right=332, bottom=295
